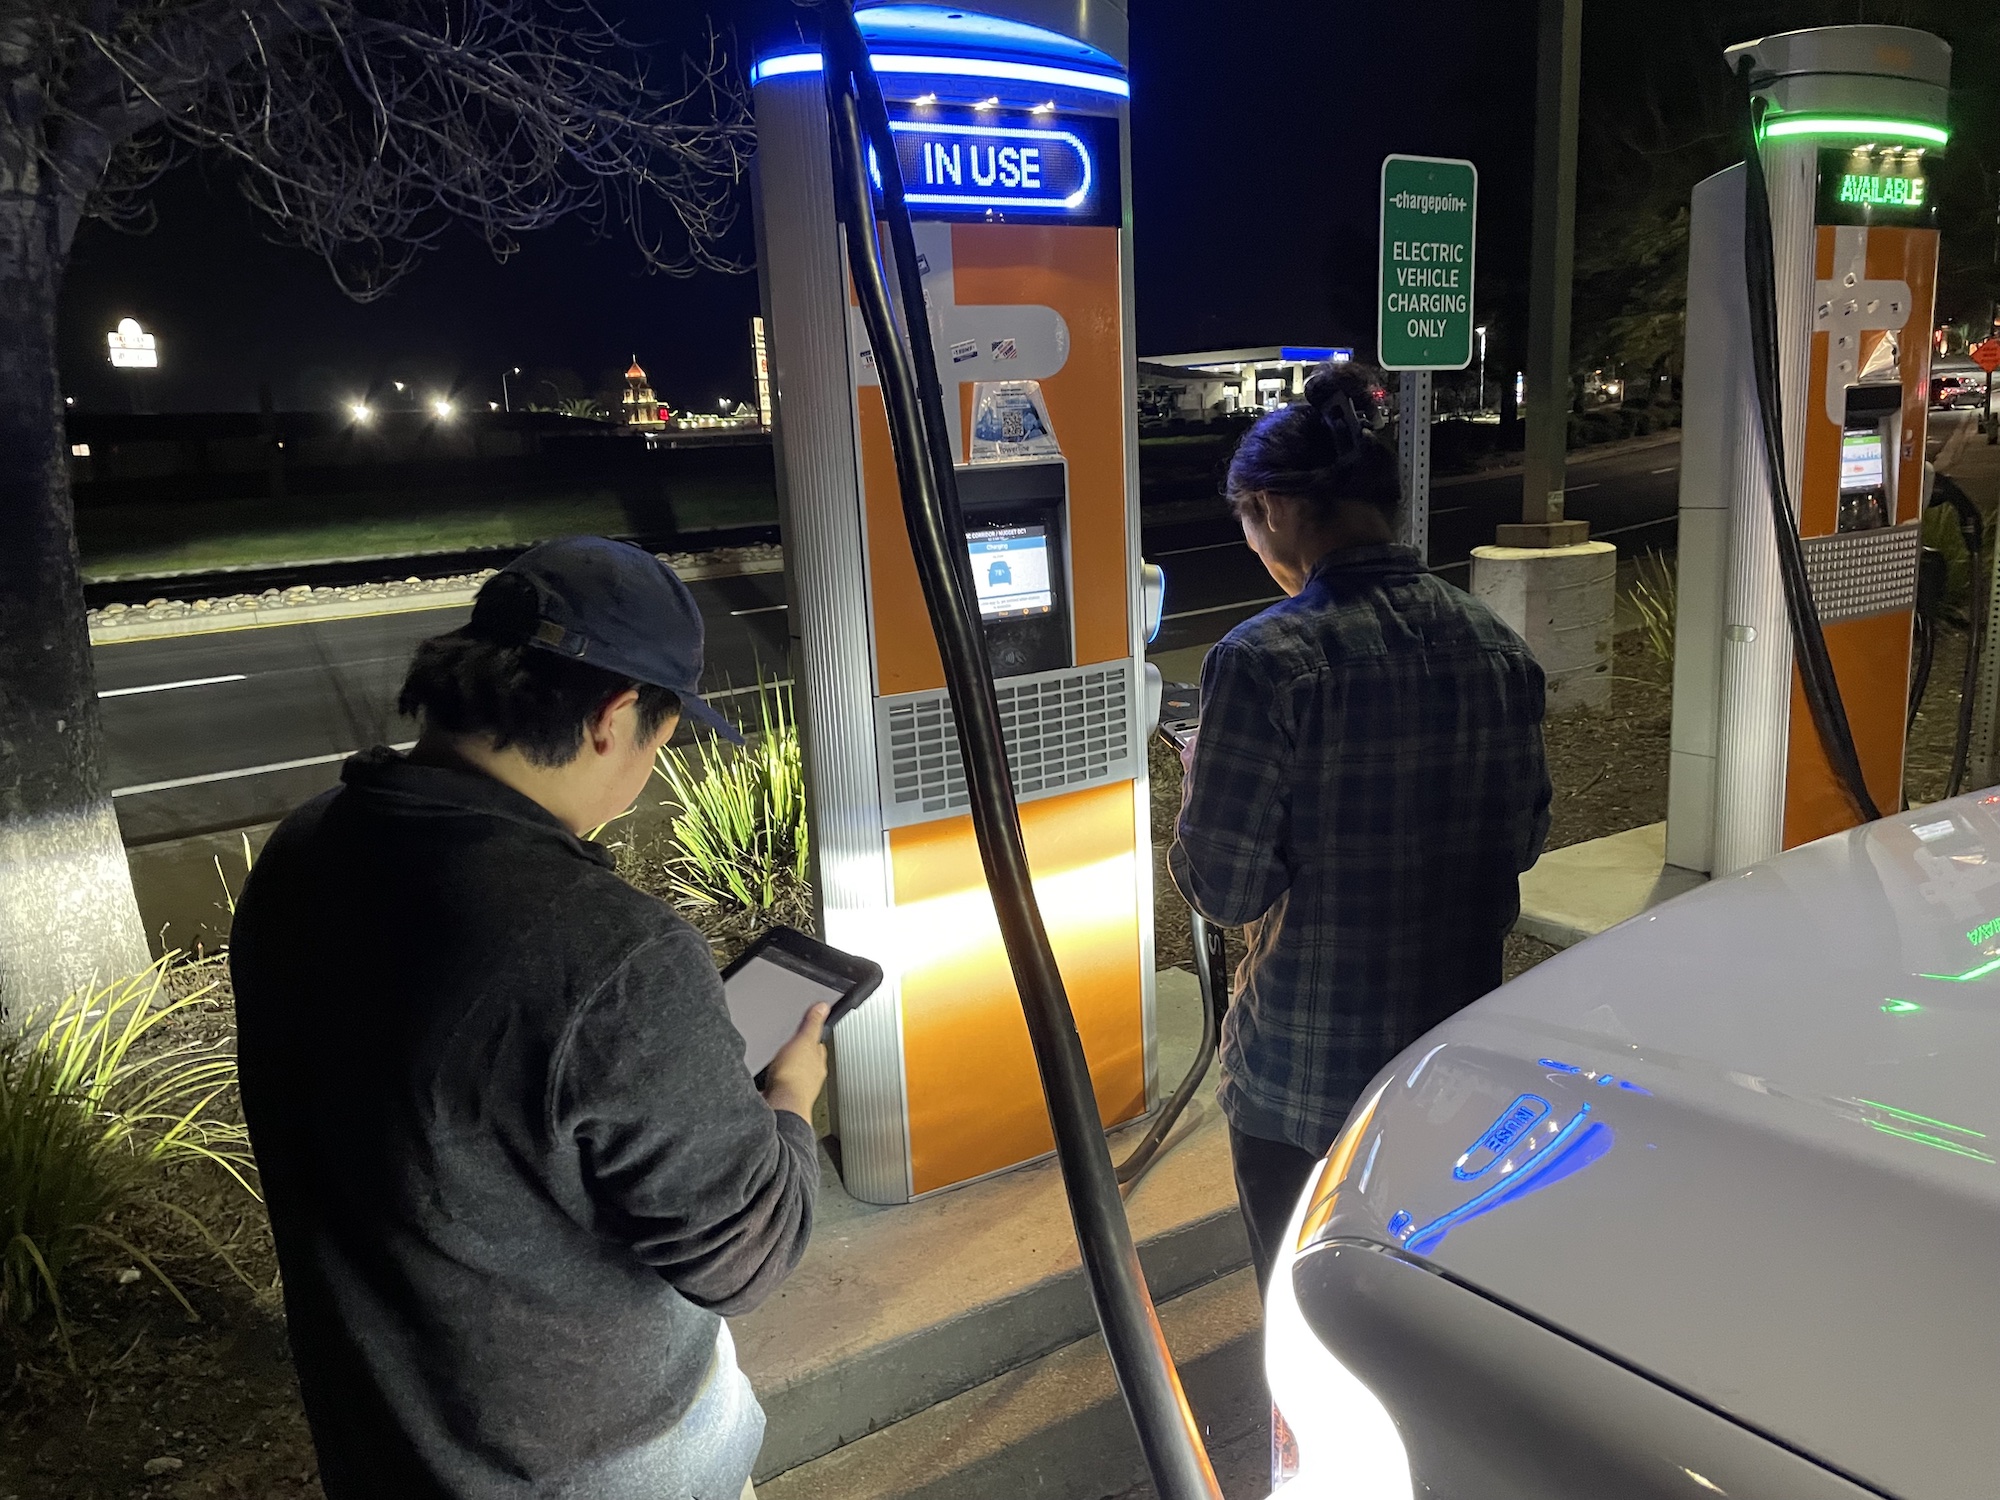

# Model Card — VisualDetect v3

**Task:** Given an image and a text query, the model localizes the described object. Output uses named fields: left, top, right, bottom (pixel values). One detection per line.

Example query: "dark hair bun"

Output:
left=1223, top=361, right=1401, bottom=519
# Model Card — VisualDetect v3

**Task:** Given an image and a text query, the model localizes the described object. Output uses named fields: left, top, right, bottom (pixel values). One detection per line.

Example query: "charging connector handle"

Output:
left=815, top=11, right=1221, bottom=1497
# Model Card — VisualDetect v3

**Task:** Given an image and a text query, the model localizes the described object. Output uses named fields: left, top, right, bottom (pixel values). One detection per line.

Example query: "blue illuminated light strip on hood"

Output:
left=749, top=49, right=1129, bottom=99
left=1397, top=1103, right=1611, bottom=1257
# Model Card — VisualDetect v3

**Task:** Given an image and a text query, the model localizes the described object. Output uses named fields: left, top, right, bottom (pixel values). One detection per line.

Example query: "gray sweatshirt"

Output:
left=231, top=748, right=817, bottom=1499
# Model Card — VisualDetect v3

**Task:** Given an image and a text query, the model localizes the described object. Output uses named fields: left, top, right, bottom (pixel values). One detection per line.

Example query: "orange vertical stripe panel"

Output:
left=856, top=391, right=945, bottom=696
left=891, top=782, right=1146, bottom=1195
left=1783, top=224, right=1927, bottom=848
left=949, top=224, right=1132, bottom=668
left=1783, top=611, right=1914, bottom=849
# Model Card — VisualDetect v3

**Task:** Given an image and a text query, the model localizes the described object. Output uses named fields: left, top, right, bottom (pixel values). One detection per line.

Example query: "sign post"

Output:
left=1379, top=154, right=1477, bottom=564
left=1972, top=337, right=2000, bottom=443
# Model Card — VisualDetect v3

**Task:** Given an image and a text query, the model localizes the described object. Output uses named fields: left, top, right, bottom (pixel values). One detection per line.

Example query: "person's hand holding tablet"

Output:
left=761, top=1004, right=831, bottom=1122
left=721, top=927, right=882, bottom=1120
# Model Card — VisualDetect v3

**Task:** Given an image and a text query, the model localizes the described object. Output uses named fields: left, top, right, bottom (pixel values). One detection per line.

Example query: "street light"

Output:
left=431, top=396, right=455, bottom=420
left=501, top=366, right=522, bottom=412
left=349, top=402, right=373, bottom=423
left=1476, top=325, right=1488, bottom=413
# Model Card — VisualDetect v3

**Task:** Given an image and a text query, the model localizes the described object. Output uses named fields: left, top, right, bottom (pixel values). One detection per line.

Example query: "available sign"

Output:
left=1378, top=155, right=1477, bottom=371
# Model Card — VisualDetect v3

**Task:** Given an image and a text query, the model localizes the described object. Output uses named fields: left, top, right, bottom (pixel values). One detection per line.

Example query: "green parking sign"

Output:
left=1378, top=155, right=1477, bottom=371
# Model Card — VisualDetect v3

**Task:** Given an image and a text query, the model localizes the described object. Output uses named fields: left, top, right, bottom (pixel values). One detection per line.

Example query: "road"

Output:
left=98, top=569, right=789, bottom=844
left=96, top=436, right=1679, bottom=845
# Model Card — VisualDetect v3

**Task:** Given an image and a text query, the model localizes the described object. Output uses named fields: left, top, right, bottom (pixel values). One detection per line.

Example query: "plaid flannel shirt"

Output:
left=1169, top=543, right=1551, bottom=1155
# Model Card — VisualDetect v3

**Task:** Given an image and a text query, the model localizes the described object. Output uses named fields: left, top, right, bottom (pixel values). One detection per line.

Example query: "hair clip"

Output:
left=1320, top=391, right=1362, bottom=459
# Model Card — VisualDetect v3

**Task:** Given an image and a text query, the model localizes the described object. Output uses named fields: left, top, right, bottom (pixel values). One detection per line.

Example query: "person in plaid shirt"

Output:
left=1169, top=366, right=1551, bottom=1286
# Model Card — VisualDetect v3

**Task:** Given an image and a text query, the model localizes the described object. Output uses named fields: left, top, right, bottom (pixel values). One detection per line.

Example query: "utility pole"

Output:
left=1499, top=0, right=1587, bottom=547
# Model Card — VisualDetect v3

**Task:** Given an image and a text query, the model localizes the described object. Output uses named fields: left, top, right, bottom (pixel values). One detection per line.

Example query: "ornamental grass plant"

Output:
left=1631, top=551, right=1677, bottom=666
left=0, top=958, right=258, bottom=1350
left=651, top=678, right=812, bottom=929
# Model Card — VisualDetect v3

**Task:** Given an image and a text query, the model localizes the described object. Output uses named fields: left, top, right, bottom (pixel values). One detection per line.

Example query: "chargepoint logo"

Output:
left=1387, top=189, right=1470, bottom=216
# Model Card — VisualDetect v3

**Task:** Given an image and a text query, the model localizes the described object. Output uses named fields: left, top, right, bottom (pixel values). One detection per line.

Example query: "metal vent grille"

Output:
left=1802, top=522, right=1920, bottom=625
left=878, top=663, right=1134, bottom=827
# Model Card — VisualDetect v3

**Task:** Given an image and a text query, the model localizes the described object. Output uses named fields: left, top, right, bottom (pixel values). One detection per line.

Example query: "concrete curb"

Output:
left=87, top=555, right=784, bottom=645
left=1515, top=822, right=1704, bottom=949
left=752, top=1201, right=1250, bottom=1480
left=759, top=1268, right=1264, bottom=1500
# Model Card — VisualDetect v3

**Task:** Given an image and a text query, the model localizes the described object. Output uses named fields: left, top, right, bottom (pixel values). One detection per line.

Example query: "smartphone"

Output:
left=1157, top=681, right=1200, bottom=750
left=720, top=926, right=883, bottom=1075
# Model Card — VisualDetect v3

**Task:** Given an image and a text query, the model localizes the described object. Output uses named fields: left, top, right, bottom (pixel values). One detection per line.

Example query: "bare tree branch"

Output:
left=7, top=0, right=751, bottom=296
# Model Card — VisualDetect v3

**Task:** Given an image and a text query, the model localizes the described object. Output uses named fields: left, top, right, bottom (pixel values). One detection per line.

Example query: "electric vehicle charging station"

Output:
left=1668, top=26, right=1949, bottom=878
left=750, top=4, right=1162, bottom=1206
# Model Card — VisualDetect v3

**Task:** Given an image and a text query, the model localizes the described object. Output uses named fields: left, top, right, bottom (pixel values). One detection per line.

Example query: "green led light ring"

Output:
left=1760, top=115, right=1950, bottom=148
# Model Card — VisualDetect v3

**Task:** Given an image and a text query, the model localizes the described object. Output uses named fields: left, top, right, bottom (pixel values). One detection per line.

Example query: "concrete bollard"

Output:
left=1470, top=540, right=1617, bottom=714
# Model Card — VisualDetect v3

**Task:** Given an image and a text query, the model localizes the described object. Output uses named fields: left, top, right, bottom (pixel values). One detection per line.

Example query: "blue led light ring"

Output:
left=749, top=49, right=1129, bottom=99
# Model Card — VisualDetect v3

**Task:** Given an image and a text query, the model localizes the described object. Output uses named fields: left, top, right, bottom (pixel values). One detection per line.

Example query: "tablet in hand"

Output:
left=721, top=926, right=882, bottom=1075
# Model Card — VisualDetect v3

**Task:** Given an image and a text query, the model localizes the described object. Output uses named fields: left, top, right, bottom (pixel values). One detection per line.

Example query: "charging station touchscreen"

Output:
left=969, top=526, right=1054, bottom=619
left=1840, top=431, right=1886, bottom=492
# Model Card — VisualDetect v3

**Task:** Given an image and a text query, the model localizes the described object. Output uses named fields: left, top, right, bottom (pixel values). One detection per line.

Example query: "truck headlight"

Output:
left=1264, top=1162, right=1412, bottom=1499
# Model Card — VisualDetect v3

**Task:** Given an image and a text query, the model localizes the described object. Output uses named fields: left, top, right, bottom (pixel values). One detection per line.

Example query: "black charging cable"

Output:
left=1115, top=775, right=1225, bottom=1191
left=1736, top=65, right=1882, bottom=824
left=815, top=10, right=1221, bottom=1496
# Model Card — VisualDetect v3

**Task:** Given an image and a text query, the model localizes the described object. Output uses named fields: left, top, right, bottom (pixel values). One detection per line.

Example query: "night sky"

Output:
left=56, top=1, right=1537, bottom=414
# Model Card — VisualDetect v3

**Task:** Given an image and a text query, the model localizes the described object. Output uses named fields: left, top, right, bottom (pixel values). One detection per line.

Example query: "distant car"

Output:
left=1931, top=355, right=1987, bottom=410
left=1266, top=791, right=2000, bottom=1499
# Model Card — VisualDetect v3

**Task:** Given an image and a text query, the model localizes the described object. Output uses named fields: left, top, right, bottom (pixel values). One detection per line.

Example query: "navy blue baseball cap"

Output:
left=468, top=537, right=744, bottom=744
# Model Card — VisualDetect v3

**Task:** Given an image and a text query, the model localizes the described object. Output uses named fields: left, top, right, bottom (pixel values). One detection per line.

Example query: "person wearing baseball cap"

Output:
left=230, top=537, right=821, bottom=1500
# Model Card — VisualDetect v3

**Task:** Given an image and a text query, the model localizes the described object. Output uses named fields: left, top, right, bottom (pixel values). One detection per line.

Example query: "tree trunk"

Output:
left=0, top=187, right=149, bottom=1024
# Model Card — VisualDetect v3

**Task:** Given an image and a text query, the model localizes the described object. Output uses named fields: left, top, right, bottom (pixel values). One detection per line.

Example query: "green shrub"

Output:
left=653, top=680, right=812, bottom=924
left=1631, top=552, right=1677, bottom=665
left=1, top=960, right=258, bottom=1342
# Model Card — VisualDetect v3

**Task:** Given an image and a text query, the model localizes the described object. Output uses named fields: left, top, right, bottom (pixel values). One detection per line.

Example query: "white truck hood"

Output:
left=1305, top=794, right=2000, bottom=1499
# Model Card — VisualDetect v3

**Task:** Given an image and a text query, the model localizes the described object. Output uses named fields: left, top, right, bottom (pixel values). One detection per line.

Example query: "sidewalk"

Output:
left=737, top=967, right=1248, bottom=1486
left=1515, top=823, right=1700, bottom=949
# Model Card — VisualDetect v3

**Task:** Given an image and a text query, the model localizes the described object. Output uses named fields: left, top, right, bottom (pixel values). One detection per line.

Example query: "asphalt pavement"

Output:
left=98, top=569, right=789, bottom=844
left=96, top=435, right=1680, bottom=845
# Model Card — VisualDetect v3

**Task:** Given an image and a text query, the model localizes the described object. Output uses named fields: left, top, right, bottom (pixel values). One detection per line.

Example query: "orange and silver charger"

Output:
left=750, top=2, right=1165, bottom=1203
left=1669, top=25, right=1948, bottom=877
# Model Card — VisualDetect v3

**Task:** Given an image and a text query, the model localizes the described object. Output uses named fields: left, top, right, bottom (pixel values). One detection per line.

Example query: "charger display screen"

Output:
left=1840, top=432, right=1885, bottom=492
left=968, top=526, right=1054, bottom=619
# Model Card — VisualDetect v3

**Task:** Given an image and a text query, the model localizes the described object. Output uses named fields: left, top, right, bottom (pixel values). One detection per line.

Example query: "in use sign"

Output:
left=1378, top=155, right=1477, bottom=371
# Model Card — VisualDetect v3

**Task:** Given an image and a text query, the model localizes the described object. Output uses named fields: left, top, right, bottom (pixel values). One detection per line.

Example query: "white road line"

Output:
left=113, top=741, right=416, bottom=799
left=1566, top=483, right=1600, bottom=493
left=729, top=604, right=788, bottom=616
left=1153, top=540, right=1244, bottom=557
left=98, top=674, right=246, bottom=699
left=1431, top=506, right=1467, bottom=517
left=1650, top=465, right=1678, bottom=474
left=1165, top=595, right=1283, bottom=622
